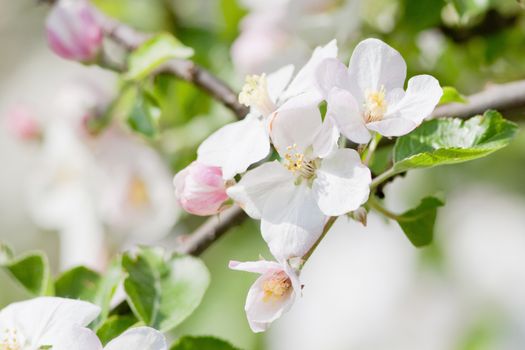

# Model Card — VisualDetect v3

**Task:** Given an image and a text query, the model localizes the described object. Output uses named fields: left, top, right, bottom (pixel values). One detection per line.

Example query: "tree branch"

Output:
left=432, top=80, right=525, bottom=119
left=175, top=206, right=247, bottom=256
left=89, top=3, right=249, bottom=119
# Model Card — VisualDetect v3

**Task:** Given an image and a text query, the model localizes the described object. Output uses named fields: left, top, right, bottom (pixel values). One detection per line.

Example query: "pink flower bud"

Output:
left=5, top=105, right=41, bottom=141
left=173, top=162, right=229, bottom=216
left=45, top=0, right=103, bottom=62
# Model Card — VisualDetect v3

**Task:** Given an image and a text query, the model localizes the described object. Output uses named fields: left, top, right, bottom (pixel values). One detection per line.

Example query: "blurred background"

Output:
left=1, top=0, right=525, bottom=349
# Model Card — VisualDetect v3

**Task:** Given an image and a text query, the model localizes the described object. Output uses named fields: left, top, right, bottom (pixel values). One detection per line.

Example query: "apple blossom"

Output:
left=173, top=161, right=230, bottom=216
left=5, top=105, right=41, bottom=141
left=102, top=328, right=166, bottom=350
left=28, top=119, right=107, bottom=270
left=227, top=105, right=371, bottom=259
left=197, top=40, right=338, bottom=180
left=0, top=297, right=100, bottom=350
left=229, top=259, right=301, bottom=333
left=45, top=0, right=103, bottom=62
left=317, top=38, right=443, bottom=143
left=93, top=130, right=178, bottom=243
left=89, top=327, right=168, bottom=350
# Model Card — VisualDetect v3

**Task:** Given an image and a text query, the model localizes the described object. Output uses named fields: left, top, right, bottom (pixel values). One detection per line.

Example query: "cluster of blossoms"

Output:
left=0, top=297, right=167, bottom=350
left=7, top=81, right=178, bottom=271
left=231, top=0, right=361, bottom=74
left=173, top=38, right=443, bottom=331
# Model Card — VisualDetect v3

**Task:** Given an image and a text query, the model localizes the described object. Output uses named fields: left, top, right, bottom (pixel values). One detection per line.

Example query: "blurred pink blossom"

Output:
left=5, top=105, right=41, bottom=140
left=45, top=0, right=103, bottom=62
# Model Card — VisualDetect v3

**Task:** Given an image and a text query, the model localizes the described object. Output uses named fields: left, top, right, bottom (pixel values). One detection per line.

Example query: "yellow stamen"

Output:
left=238, top=74, right=276, bottom=116
left=262, top=272, right=292, bottom=302
left=284, top=144, right=316, bottom=179
left=127, top=176, right=149, bottom=207
left=364, top=85, right=387, bottom=123
left=1, top=328, right=23, bottom=350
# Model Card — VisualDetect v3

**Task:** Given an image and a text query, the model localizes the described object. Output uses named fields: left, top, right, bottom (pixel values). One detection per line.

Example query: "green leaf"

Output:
left=55, top=260, right=123, bottom=329
left=127, top=91, right=161, bottom=137
left=397, top=197, right=444, bottom=247
left=1, top=251, right=52, bottom=296
left=127, top=33, right=194, bottom=80
left=55, top=266, right=100, bottom=301
left=96, top=314, right=138, bottom=346
left=439, top=86, right=467, bottom=105
left=122, top=247, right=210, bottom=332
left=449, top=0, right=489, bottom=20
left=170, top=336, right=240, bottom=350
left=368, top=145, right=394, bottom=176
left=393, top=110, right=518, bottom=173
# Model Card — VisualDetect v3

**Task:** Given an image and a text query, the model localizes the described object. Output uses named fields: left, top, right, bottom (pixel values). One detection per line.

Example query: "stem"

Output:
left=300, top=216, right=338, bottom=267
left=367, top=196, right=398, bottom=220
left=370, top=167, right=398, bottom=191
left=363, top=133, right=382, bottom=165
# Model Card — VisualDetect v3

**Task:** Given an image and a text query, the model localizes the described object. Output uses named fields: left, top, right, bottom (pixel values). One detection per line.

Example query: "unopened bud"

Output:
left=45, top=0, right=103, bottom=62
left=173, top=162, right=229, bottom=216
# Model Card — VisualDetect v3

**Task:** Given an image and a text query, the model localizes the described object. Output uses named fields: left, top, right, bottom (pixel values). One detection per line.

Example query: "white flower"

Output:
left=93, top=130, right=178, bottom=243
left=0, top=297, right=100, bottom=350
left=229, top=259, right=301, bottom=333
left=317, top=38, right=443, bottom=143
left=197, top=40, right=338, bottom=180
left=227, top=106, right=371, bottom=259
left=94, top=327, right=167, bottom=350
left=27, top=119, right=107, bottom=271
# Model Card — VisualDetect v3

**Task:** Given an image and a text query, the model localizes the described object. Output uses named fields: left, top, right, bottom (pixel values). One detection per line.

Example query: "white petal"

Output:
left=51, top=326, right=103, bottom=350
left=197, top=116, right=270, bottom=179
left=366, top=117, right=418, bottom=137
left=269, top=106, right=323, bottom=157
left=312, top=116, right=340, bottom=159
left=261, top=184, right=326, bottom=259
left=386, top=74, right=443, bottom=126
left=267, top=64, right=295, bottom=103
left=315, top=58, right=351, bottom=99
left=347, top=38, right=407, bottom=103
left=226, top=161, right=293, bottom=219
left=104, top=327, right=168, bottom=350
left=313, top=148, right=371, bottom=216
left=245, top=273, right=296, bottom=333
left=228, top=260, right=282, bottom=275
left=326, top=87, right=371, bottom=144
left=283, top=39, right=338, bottom=99
left=0, top=297, right=100, bottom=348
left=274, top=89, right=322, bottom=111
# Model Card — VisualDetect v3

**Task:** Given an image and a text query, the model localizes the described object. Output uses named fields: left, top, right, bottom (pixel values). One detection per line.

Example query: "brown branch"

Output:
left=175, top=206, right=247, bottom=256
left=89, top=3, right=248, bottom=119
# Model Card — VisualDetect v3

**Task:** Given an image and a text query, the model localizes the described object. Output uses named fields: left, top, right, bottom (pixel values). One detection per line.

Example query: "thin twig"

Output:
left=175, top=206, right=247, bottom=256
left=432, top=80, right=525, bottom=119
left=90, top=2, right=248, bottom=119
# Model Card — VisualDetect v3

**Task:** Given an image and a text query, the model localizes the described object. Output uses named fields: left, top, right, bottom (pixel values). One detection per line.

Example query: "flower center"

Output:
left=1, top=328, right=24, bottom=350
left=364, top=86, right=387, bottom=123
left=284, top=144, right=316, bottom=179
left=238, top=74, right=277, bottom=117
left=262, top=272, right=292, bottom=302
left=127, top=175, right=149, bottom=207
